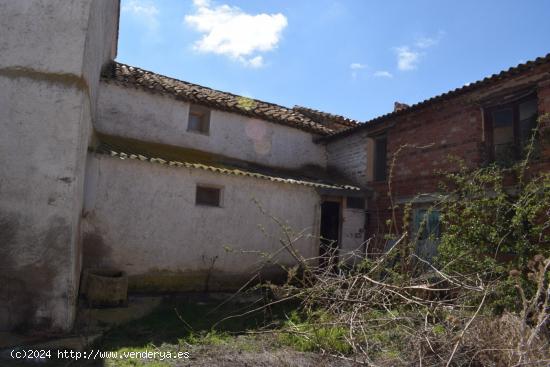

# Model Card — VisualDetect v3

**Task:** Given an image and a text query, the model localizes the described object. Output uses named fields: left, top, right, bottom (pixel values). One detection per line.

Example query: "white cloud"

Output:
left=415, top=31, right=445, bottom=49
left=395, top=46, right=421, bottom=71
left=184, top=0, right=287, bottom=68
left=121, top=0, right=160, bottom=31
left=350, top=63, right=366, bottom=70
left=393, top=31, right=444, bottom=71
left=373, top=70, right=393, bottom=78
left=350, top=62, right=367, bottom=79
left=192, top=0, right=210, bottom=7
left=245, top=55, right=264, bottom=68
left=415, top=37, right=438, bottom=49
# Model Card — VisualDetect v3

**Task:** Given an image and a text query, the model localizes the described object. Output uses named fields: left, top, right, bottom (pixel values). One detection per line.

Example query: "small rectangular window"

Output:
left=519, top=99, right=538, bottom=148
left=346, top=197, right=365, bottom=210
left=187, top=105, right=210, bottom=135
left=492, top=107, right=515, bottom=163
left=413, top=209, right=440, bottom=241
left=195, top=185, right=221, bottom=207
left=488, top=96, right=539, bottom=164
left=374, top=136, right=387, bottom=181
left=413, top=208, right=441, bottom=263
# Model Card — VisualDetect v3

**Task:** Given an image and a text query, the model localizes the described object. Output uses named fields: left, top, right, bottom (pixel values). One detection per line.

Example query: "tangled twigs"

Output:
left=514, top=256, right=550, bottom=366
left=238, top=138, right=550, bottom=365
left=251, top=207, right=549, bottom=366
left=445, top=286, right=487, bottom=367
left=265, top=234, right=548, bottom=366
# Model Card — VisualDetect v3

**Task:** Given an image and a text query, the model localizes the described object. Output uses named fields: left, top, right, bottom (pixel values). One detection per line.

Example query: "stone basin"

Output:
left=81, top=269, right=128, bottom=308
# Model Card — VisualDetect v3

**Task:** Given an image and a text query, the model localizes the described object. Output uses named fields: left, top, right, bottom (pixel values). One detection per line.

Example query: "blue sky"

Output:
left=117, top=0, right=550, bottom=122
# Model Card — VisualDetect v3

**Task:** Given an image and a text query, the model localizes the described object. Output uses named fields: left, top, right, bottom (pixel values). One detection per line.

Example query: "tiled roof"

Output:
left=101, top=62, right=334, bottom=135
left=324, top=52, right=550, bottom=140
left=292, top=106, right=359, bottom=128
left=93, top=134, right=360, bottom=191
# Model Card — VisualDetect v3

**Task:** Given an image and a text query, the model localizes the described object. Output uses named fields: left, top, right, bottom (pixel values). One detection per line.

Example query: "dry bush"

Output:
left=261, top=232, right=549, bottom=366
left=463, top=313, right=548, bottom=367
left=233, top=114, right=550, bottom=366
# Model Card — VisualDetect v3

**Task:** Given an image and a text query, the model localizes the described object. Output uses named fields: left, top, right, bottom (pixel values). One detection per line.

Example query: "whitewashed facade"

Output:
left=0, top=0, right=367, bottom=332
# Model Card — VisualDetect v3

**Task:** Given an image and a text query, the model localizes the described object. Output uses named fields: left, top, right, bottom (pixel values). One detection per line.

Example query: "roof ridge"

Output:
left=325, top=52, right=550, bottom=139
left=102, top=61, right=339, bottom=135
left=111, top=62, right=303, bottom=113
left=293, top=105, right=359, bottom=127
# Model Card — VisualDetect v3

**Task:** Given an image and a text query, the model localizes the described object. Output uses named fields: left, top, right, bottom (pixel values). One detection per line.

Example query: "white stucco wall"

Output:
left=96, top=83, right=327, bottom=170
left=0, top=0, right=119, bottom=331
left=82, top=0, right=120, bottom=117
left=0, top=0, right=90, bottom=75
left=82, top=154, right=321, bottom=292
left=0, top=77, right=90, bottom=331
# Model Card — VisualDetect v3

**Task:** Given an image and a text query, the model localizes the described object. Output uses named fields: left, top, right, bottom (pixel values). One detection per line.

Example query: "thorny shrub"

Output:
left=249, top=114, right=550, bottom=366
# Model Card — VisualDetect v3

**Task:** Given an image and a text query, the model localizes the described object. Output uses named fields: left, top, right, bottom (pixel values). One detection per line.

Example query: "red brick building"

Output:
left=324, top=53, right=550, bottom=255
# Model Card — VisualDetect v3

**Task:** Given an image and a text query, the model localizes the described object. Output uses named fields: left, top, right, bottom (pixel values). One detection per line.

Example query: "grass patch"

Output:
left=183, top=330, right=231, bottom=346
left=277, top=311, right=352, bottom=354
left=89, top=296, right=296, bottom=366
left=98, top=297, right=289, bottom=350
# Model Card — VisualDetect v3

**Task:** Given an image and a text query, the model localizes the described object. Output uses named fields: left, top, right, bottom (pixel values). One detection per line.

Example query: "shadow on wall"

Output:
left=0, top=210, right=70, bottom=332
left=82, top=231, right=112, bottom=269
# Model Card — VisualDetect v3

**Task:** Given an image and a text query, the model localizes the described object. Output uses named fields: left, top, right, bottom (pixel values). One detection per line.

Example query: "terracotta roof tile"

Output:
left=324, top=52, right=550, bottom=140
left=292, top=105, right=359, bottom=128
left=101, top=62, right=334, bottom=135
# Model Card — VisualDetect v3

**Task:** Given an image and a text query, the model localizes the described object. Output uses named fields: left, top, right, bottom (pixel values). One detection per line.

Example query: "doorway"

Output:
left=320, top=201, right=341, bottom=267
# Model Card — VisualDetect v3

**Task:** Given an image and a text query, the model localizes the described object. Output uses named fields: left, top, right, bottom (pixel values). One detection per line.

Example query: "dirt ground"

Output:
left=1, top=296, right=364, bottom=367
left=177, top=339, right=362, bottom=367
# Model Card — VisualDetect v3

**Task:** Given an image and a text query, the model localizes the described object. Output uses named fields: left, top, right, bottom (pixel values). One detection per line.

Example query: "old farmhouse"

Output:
left=1, top=0, right=549, bottom=333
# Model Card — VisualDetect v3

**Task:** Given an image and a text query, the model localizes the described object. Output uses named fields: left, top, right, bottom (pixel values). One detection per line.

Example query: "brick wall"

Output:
left=326, top=130, right=369, bottom=187
left=359, top=62, right=550, bottom=252
left=537, top=80, right=550, bottom=165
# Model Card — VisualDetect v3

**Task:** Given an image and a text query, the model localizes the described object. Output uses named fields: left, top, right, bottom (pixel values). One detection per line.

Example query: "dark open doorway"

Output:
left=320, top=201, right=340, bottom=268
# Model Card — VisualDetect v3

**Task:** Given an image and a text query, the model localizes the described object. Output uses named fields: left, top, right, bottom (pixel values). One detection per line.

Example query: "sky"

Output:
left=117, top=0, right=550, bottom=122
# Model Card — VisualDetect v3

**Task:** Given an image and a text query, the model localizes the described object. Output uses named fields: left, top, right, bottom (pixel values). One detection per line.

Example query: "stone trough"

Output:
left=81, top=269, right=128, bottom=308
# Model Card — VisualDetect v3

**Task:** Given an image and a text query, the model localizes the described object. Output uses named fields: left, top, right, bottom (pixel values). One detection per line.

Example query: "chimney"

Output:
left=394, top=101, right=409, bottom=112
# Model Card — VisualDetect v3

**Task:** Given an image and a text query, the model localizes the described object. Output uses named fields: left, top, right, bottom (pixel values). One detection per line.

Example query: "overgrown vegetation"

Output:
left=264, top=114, right=550, bottom=366
left=436, top=136, right=549, bottom=315
left=278, top=311, right=352, bottom=354
left=85, top=299, right=296, bottom=367
left=11, top=117, right=548, bottom=367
